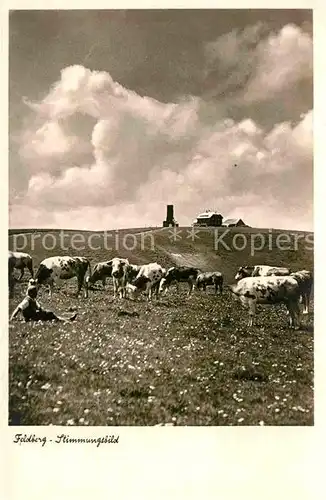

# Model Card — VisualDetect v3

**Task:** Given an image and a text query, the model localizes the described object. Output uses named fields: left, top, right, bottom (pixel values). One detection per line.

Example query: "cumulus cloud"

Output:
left=10, top=56, right=313, bottom=231
left=204, top=23, right=312, bottom=103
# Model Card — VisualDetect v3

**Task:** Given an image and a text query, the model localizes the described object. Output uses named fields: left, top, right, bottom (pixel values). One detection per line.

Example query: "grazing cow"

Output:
left=291, top=270, right=313, bottom=315
left=126, top=263, right=166, bottom=301
left=111, top=257, right=129, bottom=299
left=229, top=276, right=302, bottom=328
left=196, top=272, right=223, bottom=294
left=235, top=265, right=291, bottom=281
left=85, top=260, right=113, bottom=288
left=159, top=266, right=200, bottom=296
left=8, top=251, right=34, bottom=280
left=35, top=256, right=91, bottom=298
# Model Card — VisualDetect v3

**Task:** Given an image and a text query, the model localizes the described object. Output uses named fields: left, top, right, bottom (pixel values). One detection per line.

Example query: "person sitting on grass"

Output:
left=10, top=279, right=77, bottom=323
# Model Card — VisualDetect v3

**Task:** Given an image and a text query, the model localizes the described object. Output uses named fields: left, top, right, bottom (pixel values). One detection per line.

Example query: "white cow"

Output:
left=126, top=263, right=166, bottom=301
left=235, top=265, right=291, bottom=281
left=111, top=257, right=130, bottom=299
left=35, top=256, right=91, bottom=298
left=229, top=275, right=302, bottom=328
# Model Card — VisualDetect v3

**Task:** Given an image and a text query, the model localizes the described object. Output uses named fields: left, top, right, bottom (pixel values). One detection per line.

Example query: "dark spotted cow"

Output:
left=159, top=266, right=200, bottom=296
left=196, top=272, right=223, bottom=294
left=229, top=276, right=302, bottom=328
left=126, top=263, right=166, bottom=301
left=35, top=256, right=91, bottom=298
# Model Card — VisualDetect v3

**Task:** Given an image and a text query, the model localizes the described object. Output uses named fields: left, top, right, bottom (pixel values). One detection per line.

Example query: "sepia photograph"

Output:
left=8, top=9, right=313, bottom=427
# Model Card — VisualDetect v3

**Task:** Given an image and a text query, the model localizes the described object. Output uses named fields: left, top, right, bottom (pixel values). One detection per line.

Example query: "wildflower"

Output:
left=41, top=383, right=51, bottom=391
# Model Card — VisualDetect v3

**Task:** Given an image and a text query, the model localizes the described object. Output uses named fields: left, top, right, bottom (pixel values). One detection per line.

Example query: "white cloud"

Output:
left=244, top=24, right=312, bottom=102
left=10, top=63, right=313, bottom=231
left=21, top=121, right=78, bottom=159
left=204, top=23, right=312, bottom=103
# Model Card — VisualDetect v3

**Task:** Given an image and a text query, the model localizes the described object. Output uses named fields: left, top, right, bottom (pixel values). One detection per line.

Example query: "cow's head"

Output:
left=35, top=264, right=52, bottom=285
left=159, top=277, right=168, bottom=294
left=126, top=283, right=142, bottom=300
left=164, top=267, right=177, bottom=285
left=235, top=266, right=252, bottom=281
left=111, top=258, right=129, bottom=278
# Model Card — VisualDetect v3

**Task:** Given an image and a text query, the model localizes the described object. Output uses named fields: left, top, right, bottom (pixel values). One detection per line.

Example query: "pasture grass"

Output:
left=8, top=227, right=314, bottom=426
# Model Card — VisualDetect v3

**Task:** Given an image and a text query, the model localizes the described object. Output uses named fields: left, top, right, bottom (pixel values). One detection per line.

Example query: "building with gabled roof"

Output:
left=193, top=210, right=223, bottom=227
left=222, top=218, right=247, bottom=227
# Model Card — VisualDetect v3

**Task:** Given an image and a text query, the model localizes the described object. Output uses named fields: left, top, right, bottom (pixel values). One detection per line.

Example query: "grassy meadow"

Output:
left=8, top=226, right=314, bottom=426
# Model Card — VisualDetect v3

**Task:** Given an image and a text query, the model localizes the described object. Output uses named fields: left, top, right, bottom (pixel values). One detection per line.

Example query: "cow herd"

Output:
left=8, top=251, right=313, bottom=329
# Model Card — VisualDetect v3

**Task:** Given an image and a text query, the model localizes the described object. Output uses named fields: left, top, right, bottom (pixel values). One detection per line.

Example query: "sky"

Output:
left=9, top=10, right=313, bottom=231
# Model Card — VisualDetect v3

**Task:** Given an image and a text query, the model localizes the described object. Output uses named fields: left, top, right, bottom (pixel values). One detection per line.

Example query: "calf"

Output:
left=111, top=257, right=129, bottom=299
left=291, top=270, right=313, bottom=315
left=235, top=265, right=291, bottom=281
left=196, top=272, right=223, bottom=294
left=85, top=261, right=112, bottom=288
left=229, top=276, right=302, bottom=328
left=159, top=266, right=200, bottom=296
left=8, top=251, right=34, bottom=281
left=126, top=263, right=166, bottom=301
left=35, top=256, right=91, bottom=298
